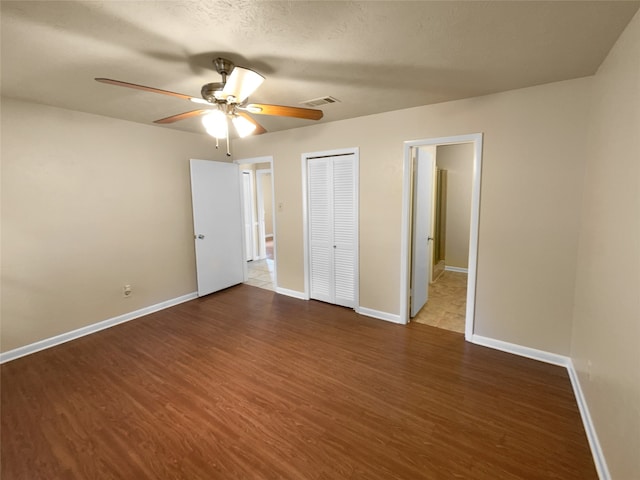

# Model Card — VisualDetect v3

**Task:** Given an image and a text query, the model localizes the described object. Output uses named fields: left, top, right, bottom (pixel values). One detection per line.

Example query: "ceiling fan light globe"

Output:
left=202, top=110, right=228, bottom=139
left=232, top=115, right=257, bottom=138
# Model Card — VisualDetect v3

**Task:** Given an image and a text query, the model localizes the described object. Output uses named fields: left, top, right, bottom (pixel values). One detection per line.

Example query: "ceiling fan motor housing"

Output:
left=201, top=82, right=225, bottom=103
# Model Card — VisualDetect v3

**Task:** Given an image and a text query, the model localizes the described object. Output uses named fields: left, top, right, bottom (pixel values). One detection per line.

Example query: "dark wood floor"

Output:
left=1, top=284, right=596, bottom=479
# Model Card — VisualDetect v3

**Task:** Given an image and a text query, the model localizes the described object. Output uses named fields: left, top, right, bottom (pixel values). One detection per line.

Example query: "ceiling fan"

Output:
left=95, top=57, right=323, bottom=153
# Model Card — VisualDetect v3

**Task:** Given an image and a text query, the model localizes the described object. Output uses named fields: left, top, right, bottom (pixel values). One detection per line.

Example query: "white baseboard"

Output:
left=275, top=287, right=308, bottom=300
left=471, top=334, right=570, bottom=367
left=471, top=334, right=608, bottom=480
left=445, top=266, right=469, bottom=273
left=566, top=359, right=610, bottom=480
left=358, top=307, right=404, bottom=324
left=0, top=292, right=198, bottom=364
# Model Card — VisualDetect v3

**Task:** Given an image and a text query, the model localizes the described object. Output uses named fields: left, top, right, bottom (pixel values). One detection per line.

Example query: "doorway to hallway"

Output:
left=400, top=134, right=483, bottom=340
left=246, top=238, right=275, bottom=291
left=235, top=156, right=277, bottom=292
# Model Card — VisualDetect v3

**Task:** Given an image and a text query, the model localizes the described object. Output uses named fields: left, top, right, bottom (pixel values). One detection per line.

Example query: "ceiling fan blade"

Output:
left=95, top=78, right=199, bottom=102
left=236, top=112, right=267, bottom=135
left=245, top=103, right=323, bottom=120
left=222, top=67, right=265, bottom=103
left=153, top=109, right=210, bottom=124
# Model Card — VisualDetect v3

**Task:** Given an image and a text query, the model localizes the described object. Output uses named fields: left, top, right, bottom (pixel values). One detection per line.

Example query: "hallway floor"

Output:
left=412, top=271, right=467, bottom=334
left=246, top=259, right=275, bottom=291
left=245, top=238, right=275, bottom=291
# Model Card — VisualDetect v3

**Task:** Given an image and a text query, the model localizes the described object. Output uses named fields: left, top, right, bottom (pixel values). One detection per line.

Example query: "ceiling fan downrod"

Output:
left=213, top=57, right=234, bottom=84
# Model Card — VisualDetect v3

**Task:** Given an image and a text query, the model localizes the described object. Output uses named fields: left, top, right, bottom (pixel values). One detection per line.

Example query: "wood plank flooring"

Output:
left=1, top=284, right=597, bottom=479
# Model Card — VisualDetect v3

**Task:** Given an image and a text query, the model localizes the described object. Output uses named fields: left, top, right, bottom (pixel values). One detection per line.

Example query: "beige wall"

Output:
left=571, top=11, right=640, bottom=480
left=1, top=98, right=222, bottom=352
left=435, top=143, right=474, bottom=269
left=238, top=162, right=271, bottom=171
left=2, top=78, right=593, bottom=357
left=233, top=77, right=591, bottom=355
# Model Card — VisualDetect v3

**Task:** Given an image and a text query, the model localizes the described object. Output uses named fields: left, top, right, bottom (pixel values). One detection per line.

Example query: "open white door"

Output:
left=410, top=146, right=436, bottom=317
left=190, top=159, right=245, bottom=297
left=241, top=171, right=255, bottom=261
left=256, top=169, right=270, bottom=259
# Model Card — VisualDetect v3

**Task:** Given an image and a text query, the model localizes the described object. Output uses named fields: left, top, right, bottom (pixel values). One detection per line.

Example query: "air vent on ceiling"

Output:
left=300, top=96, right=340, bottom=107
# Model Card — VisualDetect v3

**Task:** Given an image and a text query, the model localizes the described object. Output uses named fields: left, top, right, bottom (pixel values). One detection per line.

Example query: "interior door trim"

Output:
left=233, top=156, right=277, bottom=288
left=400, top=134, right=483, bottom=341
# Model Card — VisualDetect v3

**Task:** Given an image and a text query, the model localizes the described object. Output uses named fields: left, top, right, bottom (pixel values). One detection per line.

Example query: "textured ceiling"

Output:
left=1, top=1, right=638, bottom=136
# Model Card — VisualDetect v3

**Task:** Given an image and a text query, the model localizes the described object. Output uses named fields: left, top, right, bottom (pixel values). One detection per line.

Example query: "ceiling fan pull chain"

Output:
left=226, top=129, right=231, bottom=157
left=215, top=137, right=219, bottom=150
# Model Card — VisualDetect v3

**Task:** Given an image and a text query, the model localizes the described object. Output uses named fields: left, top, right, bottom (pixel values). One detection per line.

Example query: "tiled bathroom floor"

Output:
left=412, top=271, right=467, bottom=334
left=245, top=259, right=275, bottom=291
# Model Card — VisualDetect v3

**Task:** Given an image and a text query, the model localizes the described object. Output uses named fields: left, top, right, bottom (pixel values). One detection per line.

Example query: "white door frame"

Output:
left=301, top=147, right=359, bottom=310
left=241, top=169, right=258, bottom=261
left=255, top=168, right=271, bottom=259
left=234, top=156, right=277, bottom=287
left=400, top=133, right=483, bottom=341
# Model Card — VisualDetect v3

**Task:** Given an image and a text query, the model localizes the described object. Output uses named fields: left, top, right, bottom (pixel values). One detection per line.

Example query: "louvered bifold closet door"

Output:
left=332, top=156, right=356, bottom=308
left=308, top=158, right=334, bottom=303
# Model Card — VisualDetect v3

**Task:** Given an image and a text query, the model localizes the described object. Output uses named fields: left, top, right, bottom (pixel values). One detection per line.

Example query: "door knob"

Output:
left=197, top=234, right=205, bottom=239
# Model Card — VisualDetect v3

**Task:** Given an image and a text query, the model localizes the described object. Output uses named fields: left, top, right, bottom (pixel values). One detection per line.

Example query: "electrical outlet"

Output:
left=123, top=284, right=132, bottom=298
